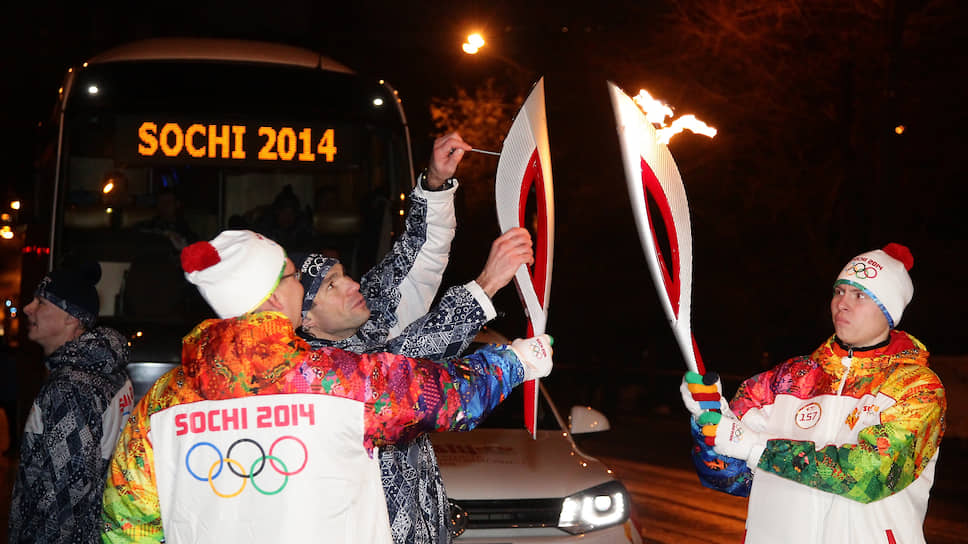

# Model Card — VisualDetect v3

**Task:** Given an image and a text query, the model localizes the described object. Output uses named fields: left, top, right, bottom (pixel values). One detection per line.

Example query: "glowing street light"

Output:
left=459, top=32, right=531, bottom=79
left=462, top=33, right=486, bottom=55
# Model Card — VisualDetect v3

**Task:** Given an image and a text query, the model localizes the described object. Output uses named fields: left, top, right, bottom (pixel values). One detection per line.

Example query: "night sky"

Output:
left=2, top=1, right=965, bottom=389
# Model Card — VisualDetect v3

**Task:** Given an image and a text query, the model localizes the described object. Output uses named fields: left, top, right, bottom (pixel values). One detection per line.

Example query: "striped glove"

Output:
left=680, top=371, right=731, bottom=418
left=698, top=411, right=767, bottom=467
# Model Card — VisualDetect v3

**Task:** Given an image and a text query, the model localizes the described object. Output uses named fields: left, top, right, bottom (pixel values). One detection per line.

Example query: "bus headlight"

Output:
left=557, top=481, right=630, bottom=534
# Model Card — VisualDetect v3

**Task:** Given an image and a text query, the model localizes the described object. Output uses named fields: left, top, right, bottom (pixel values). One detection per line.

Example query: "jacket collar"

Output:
left=46, top=326, right=129, bottom=375
left=819, top=330, right=930, bottom=370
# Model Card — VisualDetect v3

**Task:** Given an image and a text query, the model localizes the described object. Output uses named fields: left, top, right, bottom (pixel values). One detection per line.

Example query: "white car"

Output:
left=432, top=383, right=643, bottom=543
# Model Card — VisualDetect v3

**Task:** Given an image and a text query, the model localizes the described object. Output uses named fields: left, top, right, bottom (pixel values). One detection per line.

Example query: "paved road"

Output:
left=606, top=457, right=748, bottom=543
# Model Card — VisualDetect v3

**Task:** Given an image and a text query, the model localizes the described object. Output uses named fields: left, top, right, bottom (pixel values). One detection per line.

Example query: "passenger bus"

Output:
left=21, top=38, right=415, bottom=400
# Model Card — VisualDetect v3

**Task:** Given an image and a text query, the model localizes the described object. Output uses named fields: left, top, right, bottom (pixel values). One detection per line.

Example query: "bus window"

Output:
left=24, top=38, right=415, bottom=364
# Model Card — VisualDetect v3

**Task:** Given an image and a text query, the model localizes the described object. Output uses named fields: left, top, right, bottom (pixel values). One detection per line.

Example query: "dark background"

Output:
left=1, top=1, right=965, bottom=405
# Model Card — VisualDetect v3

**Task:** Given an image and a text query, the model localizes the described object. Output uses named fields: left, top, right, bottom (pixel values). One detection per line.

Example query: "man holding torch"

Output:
left=681, top=243, right=945, bottom=544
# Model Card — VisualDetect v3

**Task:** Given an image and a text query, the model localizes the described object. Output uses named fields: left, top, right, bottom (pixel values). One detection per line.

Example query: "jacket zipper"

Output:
left=836, top=347, right=853, bottom=397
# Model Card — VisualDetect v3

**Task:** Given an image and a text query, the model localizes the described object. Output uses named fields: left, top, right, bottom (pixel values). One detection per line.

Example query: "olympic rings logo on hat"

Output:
left=301, top=255, right=335, bottom=278
left=845, top=262, right=878, bottom=279
left=185, top=435, right=308, bottom=498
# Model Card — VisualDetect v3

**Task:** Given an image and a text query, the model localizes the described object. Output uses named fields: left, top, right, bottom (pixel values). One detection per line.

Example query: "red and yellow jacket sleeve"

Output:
left=101, top=372, right=175, bottom=543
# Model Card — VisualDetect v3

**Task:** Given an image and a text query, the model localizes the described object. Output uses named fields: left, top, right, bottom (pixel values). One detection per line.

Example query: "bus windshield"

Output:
left=46, top=45, right=413, bottom=342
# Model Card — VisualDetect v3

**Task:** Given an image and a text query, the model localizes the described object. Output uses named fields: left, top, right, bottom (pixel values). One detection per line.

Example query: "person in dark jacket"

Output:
left=9, top=261, right=133, bottom=543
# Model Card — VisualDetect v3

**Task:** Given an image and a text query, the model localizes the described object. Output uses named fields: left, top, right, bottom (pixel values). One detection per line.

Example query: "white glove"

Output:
left=510, top=335, right=553, bottom=382
left=698, top=411, right=767, bottom=466
left=680, top=371, right=733, bottom=417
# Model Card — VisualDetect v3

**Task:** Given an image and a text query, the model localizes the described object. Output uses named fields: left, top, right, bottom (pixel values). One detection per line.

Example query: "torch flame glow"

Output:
left=633, top=90, right=674, bottom=126
left=632, top=89, right=717, bottom=145
left=657, top=114, right=718, bottom=145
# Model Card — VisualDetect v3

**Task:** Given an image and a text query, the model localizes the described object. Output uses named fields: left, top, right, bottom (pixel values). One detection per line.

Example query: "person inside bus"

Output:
left=252, top=184, right=315, bottom=251
left=294, top=131, right=532, bottom=543
left=100, top=229, right=553, bottom=542
left=10, top=261, right=134, bottom=543
left=132, top=187, right=198, bottom=251
left=123, top=187, right=201, bottom=320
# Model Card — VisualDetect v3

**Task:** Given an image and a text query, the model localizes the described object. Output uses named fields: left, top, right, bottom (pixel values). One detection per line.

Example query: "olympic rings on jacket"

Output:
left=184, top=436, right=308, bottom=497
left=846, top=262, right=878, bottom=279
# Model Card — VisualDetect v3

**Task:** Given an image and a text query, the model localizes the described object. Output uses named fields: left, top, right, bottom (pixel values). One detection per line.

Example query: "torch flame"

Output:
left=632, top=89, right=717, bottom=145
left=633, top=90, right=674, bottom=126
left=657, top=114, right=718, bottom=145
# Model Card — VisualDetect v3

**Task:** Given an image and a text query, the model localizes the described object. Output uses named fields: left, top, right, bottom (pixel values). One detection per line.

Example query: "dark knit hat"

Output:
left=294, top=253, right=339, bottom=322
left=34, top=261, right=101, bottom=328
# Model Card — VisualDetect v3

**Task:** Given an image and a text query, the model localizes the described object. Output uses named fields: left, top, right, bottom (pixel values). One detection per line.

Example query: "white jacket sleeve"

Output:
left=357, top=174, right=458, bottom=339
left=387, top=179, right=458, bottom=336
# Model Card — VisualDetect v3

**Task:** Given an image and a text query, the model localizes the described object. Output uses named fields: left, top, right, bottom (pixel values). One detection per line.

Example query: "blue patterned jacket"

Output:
left=304, top=174, right=496, bottom=543
left=9, top=327, right=133, bottom=543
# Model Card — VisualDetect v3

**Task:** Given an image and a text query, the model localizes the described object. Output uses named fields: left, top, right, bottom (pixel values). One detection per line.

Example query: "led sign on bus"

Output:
left=118, top=118, right=350, bottom=167
left=138, top=122, right=336, bottom=162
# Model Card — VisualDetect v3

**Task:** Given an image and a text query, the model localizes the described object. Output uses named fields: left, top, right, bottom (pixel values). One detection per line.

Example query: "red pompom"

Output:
left=882, top=243, right=913, bottom=271
left=181, top=241, right=221, bottom=273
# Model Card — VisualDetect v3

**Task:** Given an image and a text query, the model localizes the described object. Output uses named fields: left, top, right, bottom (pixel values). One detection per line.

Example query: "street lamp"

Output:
left=462, top=33, right=485, bottom=54
left=460, top=32, right=532, bottom=80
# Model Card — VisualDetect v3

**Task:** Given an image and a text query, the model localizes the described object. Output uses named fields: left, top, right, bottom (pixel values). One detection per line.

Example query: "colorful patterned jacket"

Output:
left=698, top=331, right=945, bottom=544
left=10, top=327, right=133, bottom=544
left=302, top=174, right=496, bottom=544
left=100, top=311, right=524, bottom=543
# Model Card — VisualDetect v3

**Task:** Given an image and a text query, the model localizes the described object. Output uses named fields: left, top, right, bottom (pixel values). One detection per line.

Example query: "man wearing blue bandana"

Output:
left=296, top=132, right=533, bottom=543
left=9, top=261, right=133, bottom=543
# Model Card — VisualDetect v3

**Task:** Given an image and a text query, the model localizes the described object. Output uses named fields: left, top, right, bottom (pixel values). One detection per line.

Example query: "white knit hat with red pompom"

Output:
left=180, top=230, right=286, bottom=319
left=834, top=242, right=914, bottom=329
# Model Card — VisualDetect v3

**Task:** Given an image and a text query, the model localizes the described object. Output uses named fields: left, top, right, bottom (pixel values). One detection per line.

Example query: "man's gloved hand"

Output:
left=698, top=411, right=767, bottom=467
left=510, top=335, right=553, bottom=382
left=689, top=416, right=753, bottom=497
left=680, top=371, right=732, bottom=417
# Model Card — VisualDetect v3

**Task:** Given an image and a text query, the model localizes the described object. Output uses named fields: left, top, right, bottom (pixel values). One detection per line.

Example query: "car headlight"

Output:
left=557, top=480, right=630, bottom=534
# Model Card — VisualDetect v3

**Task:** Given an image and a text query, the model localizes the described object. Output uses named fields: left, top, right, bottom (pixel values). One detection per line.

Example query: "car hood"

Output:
left=430, top=428, right=615, bottom=501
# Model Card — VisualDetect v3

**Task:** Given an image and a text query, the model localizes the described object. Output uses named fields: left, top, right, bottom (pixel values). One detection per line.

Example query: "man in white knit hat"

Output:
left=680, top=243, right=946, bottom=544
left=100, top=229, right=552, bottom=544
